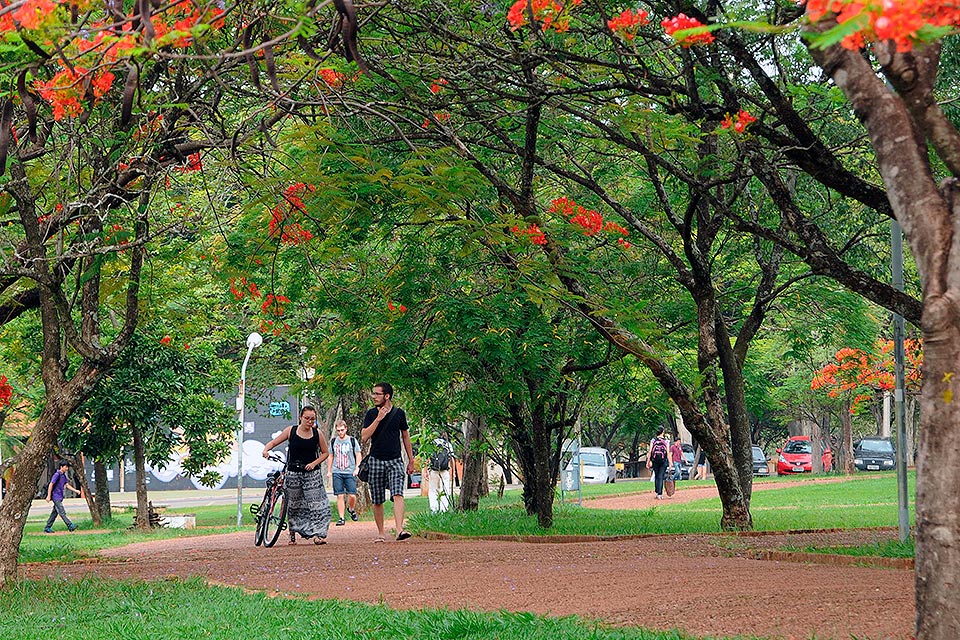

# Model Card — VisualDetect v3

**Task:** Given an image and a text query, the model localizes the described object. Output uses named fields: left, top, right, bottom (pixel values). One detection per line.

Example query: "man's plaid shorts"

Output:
left=366, top=456, right=405, bottom=505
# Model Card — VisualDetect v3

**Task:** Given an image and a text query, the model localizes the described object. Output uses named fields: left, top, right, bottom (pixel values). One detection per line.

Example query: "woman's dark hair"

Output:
left=58, top=460, right=71, bottom=468
left=374, top=382, right=394, bottom=398
left=299, top=405, right=317, bottom=417
left=656, top=427, right=665, bottom=437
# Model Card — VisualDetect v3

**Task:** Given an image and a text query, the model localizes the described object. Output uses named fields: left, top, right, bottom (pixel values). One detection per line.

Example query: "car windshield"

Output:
left=859, top=439, right=894, bottom=454
left=683, top=451, right=695, bottom=464
left=784, top=440, right=812, bottom=454
left=579, top=453, right=606, bottom=467
left=752, top=448, right=766, bottom=462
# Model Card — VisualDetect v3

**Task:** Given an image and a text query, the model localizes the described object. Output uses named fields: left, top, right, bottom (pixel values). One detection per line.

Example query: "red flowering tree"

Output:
left=0, top=0, right=366, bottom=585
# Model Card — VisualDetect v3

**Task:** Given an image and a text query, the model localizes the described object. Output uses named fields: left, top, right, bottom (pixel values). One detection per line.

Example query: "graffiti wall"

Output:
left=84, top=385, right=300, bottom=491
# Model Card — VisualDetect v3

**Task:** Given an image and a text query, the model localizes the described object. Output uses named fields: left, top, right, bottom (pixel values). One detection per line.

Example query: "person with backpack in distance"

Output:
left=44, top=460, right=80, bottom=533
left=427, top=433, right=455, bottom=513
left=328, top=419, right=362, bottom=526
left=362, top=382, right=415, bottom=542
left=646, top=427, right=673, bottom=500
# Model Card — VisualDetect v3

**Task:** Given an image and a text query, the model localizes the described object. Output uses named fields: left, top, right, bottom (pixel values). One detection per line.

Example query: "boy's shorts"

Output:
left=332, top=473, right=358, bottom=495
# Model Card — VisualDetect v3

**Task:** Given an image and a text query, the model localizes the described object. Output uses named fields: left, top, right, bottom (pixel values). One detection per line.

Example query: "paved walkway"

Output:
left=22, top=486, right=429, bottom=520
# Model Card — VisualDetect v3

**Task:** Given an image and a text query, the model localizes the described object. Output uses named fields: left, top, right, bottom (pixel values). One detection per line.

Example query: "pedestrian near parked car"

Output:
left=646, top=428, right=672, bottom=500
left=361, top=382, right=415, bottom=542
left=427, top=434, right=455, bottom=513
left=670, top=438, right=684, bottom=481
left=45, top=460, right=80, bottom=533
left=695, top=450, right=708, bottom=480
left=262, top=405, right=332, bottom=545
left=327, top=419, right=362, bottom=526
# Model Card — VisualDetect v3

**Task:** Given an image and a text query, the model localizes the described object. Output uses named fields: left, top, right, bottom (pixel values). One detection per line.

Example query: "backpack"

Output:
left=650, top=437, right=668, bottom=464
left=429, top=447, right=451, bottom=471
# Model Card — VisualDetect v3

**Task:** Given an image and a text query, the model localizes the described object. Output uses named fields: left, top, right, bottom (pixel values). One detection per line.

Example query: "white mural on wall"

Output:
left=143, top=438, right=287, bottom=489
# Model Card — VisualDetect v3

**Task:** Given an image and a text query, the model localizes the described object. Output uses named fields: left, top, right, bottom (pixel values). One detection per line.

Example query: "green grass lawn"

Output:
left=0, top=576, right=745, bottom=640
left=410, top=472, right=914, bottom=538
left=19, top=472, right=913, bottom=563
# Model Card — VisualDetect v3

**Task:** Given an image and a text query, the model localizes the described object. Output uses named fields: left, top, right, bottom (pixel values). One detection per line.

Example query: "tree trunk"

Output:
left=65, top=452, right=101, bottom=527
left=458, top=413, right=485, bottom=512
left=529, top=412, right=553, bottom=528
left=806, top=31, right=960, bottom=638
left=840, top=399, right=854, bottom=474
left=811, top=418, right=824, bottom=474
left=131, top=422, right=151, bottom=530
left=94, top=458, right=112, bottom=524
left=0, top=397, right=80, bottom=586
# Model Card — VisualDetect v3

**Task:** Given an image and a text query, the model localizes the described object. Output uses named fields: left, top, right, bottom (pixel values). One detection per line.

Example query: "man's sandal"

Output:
left=373, top=536, right=385, bottom=543
left=396, top=530, right=412, bottom=541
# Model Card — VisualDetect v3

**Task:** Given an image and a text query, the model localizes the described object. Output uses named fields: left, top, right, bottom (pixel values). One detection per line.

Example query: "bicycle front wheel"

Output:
left=253, top=489, right=271, bottom=546
left=262, top=487, right=287, bottom=548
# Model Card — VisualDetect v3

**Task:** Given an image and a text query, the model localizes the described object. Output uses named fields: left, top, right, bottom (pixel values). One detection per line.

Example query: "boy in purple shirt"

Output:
left=44, top=461, right=80, bottom=533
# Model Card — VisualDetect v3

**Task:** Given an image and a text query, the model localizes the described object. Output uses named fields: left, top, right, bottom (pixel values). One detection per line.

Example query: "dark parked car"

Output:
left=854, top=437, right=896, bottom=471
left=752, top=446, right=769, bottom=476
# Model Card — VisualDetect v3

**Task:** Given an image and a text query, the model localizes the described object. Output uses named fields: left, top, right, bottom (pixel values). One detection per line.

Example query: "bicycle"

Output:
left=250, top=453, right=287, bottom=547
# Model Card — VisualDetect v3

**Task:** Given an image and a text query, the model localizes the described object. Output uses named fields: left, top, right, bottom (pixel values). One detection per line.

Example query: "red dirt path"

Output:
left=25, top=481, right=914, bottom=640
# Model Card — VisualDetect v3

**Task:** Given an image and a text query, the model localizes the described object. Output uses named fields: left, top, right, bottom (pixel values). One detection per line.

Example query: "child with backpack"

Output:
left=646, top=427, right=673, bottom=500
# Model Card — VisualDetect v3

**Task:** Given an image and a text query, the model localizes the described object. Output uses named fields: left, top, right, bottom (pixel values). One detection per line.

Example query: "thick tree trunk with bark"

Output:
left=458, top=413, right=485, bottom=512
left=131, top=423, right=151, bottom=530
left=808, top=31, right=960, bottom=639
left=0, top=393, right=86, bottom=585
left=529, top=413, right=553, bottom=528
left=94, top=458, right=112, bottom=524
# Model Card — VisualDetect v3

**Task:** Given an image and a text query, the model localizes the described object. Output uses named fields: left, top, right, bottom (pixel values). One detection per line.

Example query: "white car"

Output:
left=567, top=447, right=616, bottom=484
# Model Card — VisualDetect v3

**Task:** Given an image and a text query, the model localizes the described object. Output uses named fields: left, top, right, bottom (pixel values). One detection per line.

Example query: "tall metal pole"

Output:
left=892, top=221, right=910, bottom=542
left=236, top=333, right=263, bottom=528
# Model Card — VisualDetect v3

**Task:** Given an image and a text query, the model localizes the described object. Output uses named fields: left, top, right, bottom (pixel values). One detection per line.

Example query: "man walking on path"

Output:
left=45, top=460, right=80, bottom=533
left=670, top=437, right=684, bottom=480
left=361, top=382, right=415, bottom=542
left=328, top=419, right=362, bottom=526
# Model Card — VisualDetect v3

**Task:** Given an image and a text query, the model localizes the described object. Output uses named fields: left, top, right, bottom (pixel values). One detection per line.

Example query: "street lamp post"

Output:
left=237, top=332, right=263, bottom=527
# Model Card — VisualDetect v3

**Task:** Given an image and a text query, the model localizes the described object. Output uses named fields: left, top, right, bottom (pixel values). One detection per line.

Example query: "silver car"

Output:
left=567, top=447, right=617, bottom=484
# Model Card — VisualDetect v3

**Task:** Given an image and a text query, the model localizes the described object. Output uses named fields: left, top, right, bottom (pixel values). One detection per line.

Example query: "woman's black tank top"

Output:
left=287, top=427, right=318, bottom=469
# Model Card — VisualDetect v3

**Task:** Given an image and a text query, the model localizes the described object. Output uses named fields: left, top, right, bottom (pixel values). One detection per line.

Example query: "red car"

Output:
left=776, top=436, right=833, bottom=475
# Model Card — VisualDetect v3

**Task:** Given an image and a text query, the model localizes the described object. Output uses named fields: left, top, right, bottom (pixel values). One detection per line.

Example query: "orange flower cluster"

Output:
left=507, top=0, right=582, bottom=33
left=607, top=9, right=650, bottom=40
left=0, top=374, right=12, bottom=408
left=269, top=183, right=316, bottom=245
left=512, top=223, right=548, bottom=245
left=804, top=0, right=960, bottom=51
left=35, top=68, right=115, bottom=121
left=230, top=277, right=262, bottom=301
left=262, top=293, right=291, bottom=316
left=318, top=68, right=348, bottom=89
left=549, top=197, right=631, bottom=247
left=810, top=340, right=923, bottom=413
left=661, top=13, right=715, bottom=46
left=388, top=301, right=408, bottom=312
left=430, top=78, right=448, bottom=94
left=13, top=3, right=227, bottom=120
left=721, top=109, right=758, bottom=133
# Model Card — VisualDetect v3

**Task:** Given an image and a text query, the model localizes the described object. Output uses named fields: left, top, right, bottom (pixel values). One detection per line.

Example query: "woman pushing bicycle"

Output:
left=262, top=405, right=332, bottom=545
